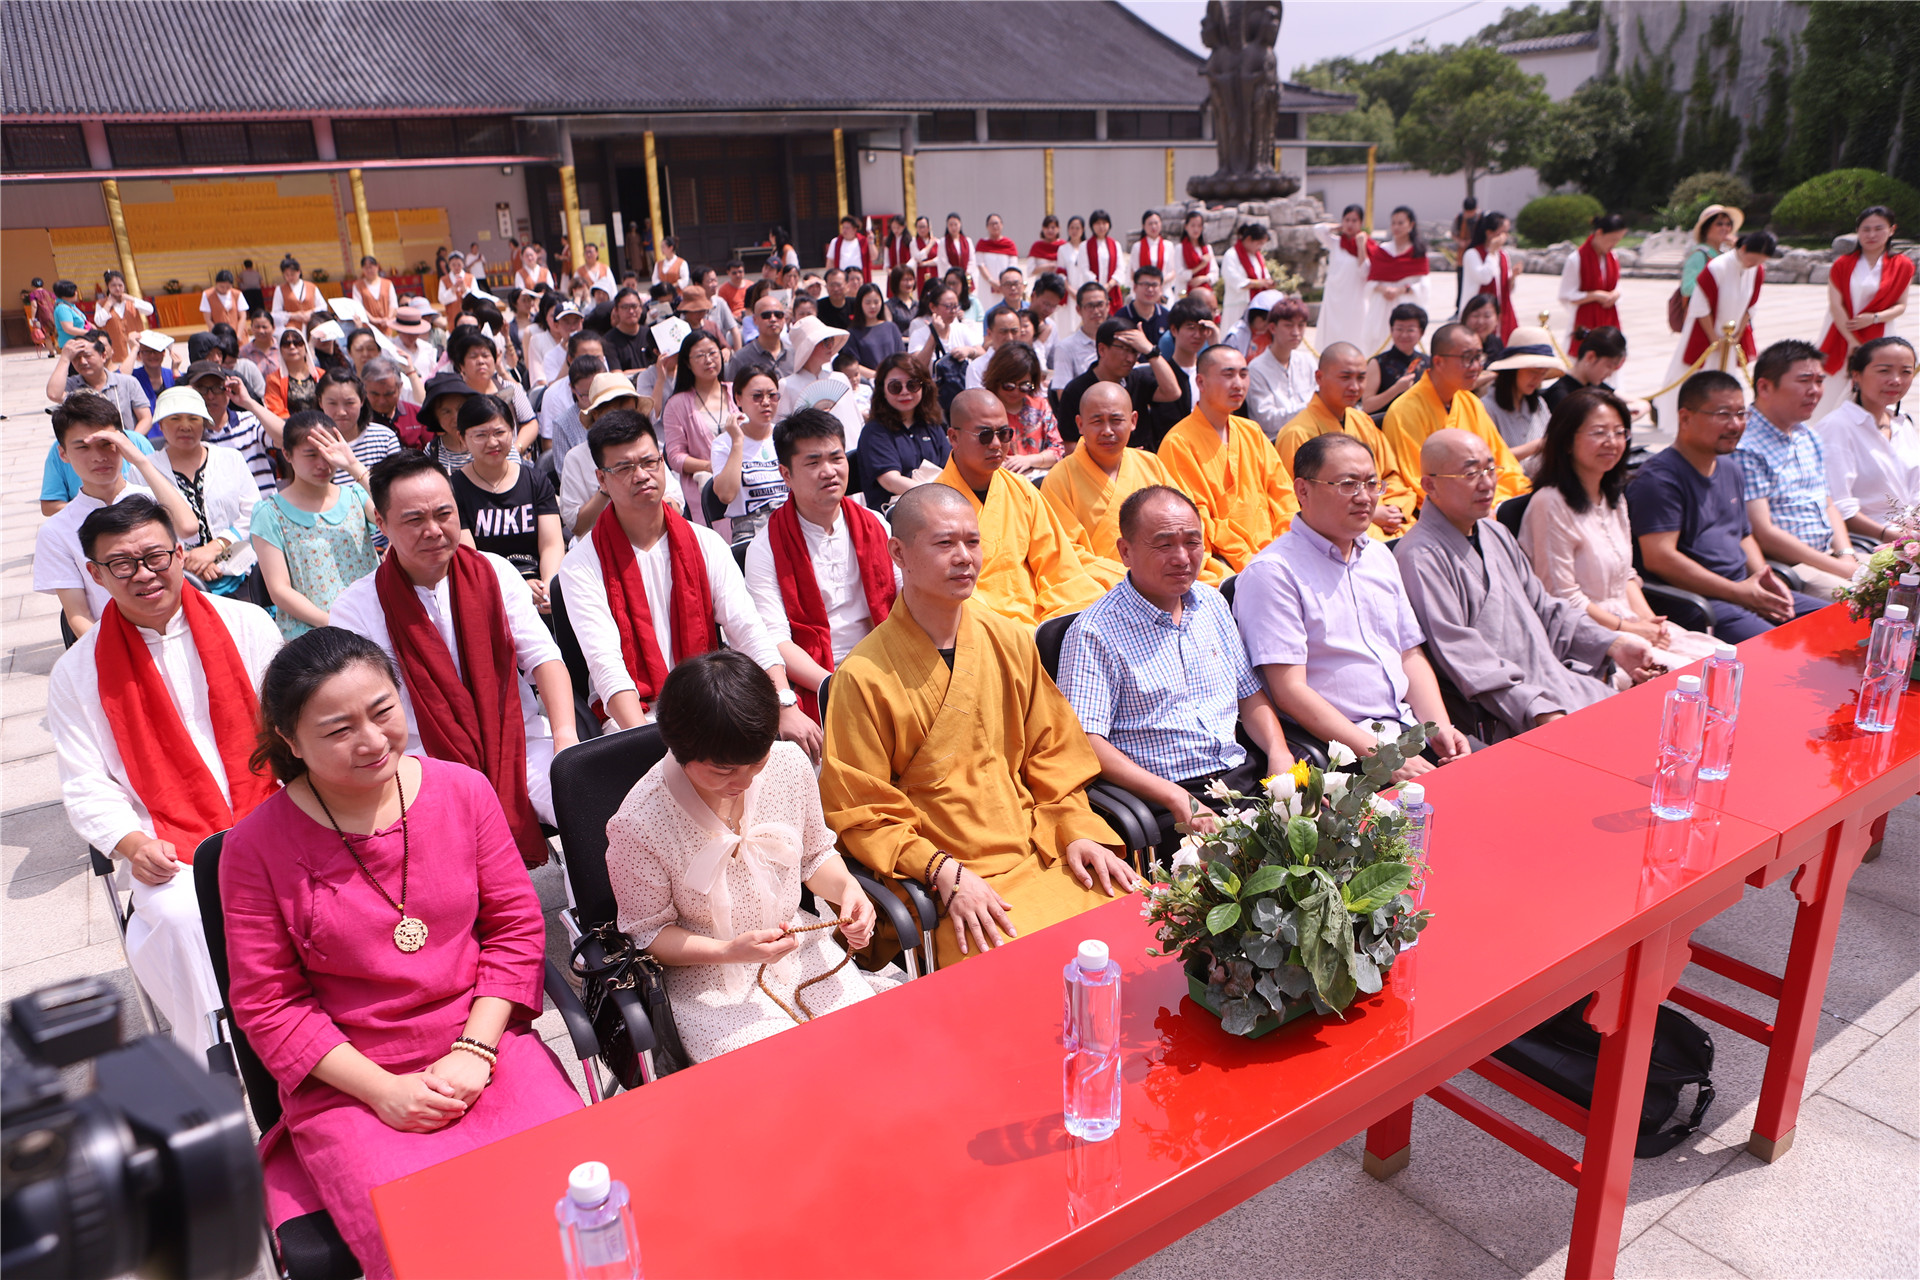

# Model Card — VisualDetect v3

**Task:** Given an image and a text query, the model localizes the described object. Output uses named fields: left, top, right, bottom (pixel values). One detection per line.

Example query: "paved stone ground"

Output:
left=2, top=274, right=1913, bottom=1278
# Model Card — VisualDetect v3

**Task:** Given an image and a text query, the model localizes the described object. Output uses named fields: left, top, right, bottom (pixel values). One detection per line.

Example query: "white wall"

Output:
left=1305, top=163, right=1544, bottom=233
left=1511, top=47, right=1599, bottom=101
left=358, top=165, right=529, bottom=272
left=0, top=179, right=107, bottom=228
left=910, top=143, right=1216, bottom=242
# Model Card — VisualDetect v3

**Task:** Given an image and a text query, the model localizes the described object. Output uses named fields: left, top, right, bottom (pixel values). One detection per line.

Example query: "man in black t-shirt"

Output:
left=599, top=288, right=656, bottom=375
left=816, top=269, right=858, bottom=331
left=1056, top=318, right=1180, bottom=445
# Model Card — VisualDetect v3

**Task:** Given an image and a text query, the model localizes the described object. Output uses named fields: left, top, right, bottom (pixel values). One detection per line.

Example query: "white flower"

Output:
left=1327, top=741, right=1358, bottom=769
left=1324, top=771, right=1353, bottom=799
left=1368, top=794, right=1396, bottom=816
left=1171, top=846, right=1202, bottom=871
left=1204, top=777, right=1238, bottom=803
left=1264, top=771, right=1296, bottom=803
left=1851, top=563, right=1871, bottom=587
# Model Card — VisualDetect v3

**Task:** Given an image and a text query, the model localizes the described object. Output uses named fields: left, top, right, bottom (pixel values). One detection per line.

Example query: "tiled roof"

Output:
left=2, top=0, right=1207, bottom=119
left=1496, top=29, right=1600, bottom=56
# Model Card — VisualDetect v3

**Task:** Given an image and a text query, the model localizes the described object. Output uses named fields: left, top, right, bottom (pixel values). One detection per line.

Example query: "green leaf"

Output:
left=1220, top=997, right=1264, bottom=1036
left=1241, top=932, right=1283, bottom=968
left=1242, top=864, right=1286, bottom=897
left=1351, top=949, right=1383, bottom=995
left=1207, top=862, right=1242, bottom=898
left=1276, top=907, right=1301, bottom=947
left=1344, top=862, right=1415, bottom=915
left=1250, top=896, right=1283, bottom=934
left=1206, top=901, right=1243, bottom=935
left=1287, top=816, right=1319, bottom=863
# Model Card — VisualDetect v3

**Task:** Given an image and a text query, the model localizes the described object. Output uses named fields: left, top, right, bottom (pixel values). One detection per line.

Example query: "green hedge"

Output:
left=1658, top=171, right=1754, bottom=230
left=1771, top=170, right=1920, bottom=238
left=1516, top=194, right=1605, bottom=247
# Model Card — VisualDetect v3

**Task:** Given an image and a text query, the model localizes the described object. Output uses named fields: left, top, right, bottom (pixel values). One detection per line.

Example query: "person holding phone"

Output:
left=1363, top=303, right=1431, bottom=421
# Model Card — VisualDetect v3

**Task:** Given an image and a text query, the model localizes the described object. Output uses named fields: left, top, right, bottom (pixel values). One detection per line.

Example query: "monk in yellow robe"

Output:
left=1383, top=322, right=1530, bottom=505
left=1276, top=342, right=1419, bottom=540
left=935, top=389, right=1105, bottom=625
left=1155, top=344, right=1299, bottom=573
left=1040, top=380, right=1226, bottom=587
left=821, top=484, right=1138, bottom=968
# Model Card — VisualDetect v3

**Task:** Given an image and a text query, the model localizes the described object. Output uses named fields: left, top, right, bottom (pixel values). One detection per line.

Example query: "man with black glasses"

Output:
left=1384, top=321, right=1530, bottom=504
left=726, top=294, right=793, bottom=382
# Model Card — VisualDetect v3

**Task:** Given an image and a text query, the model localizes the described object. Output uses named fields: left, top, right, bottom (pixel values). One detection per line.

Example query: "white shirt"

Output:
left=1244, top=345, right=1321, bottom=441
left=524, top=328, right=560, bottom=386
left=964, top=349, right=998, bottom=390
left=707, top=432, right=787, bottom=520
left=327, top=551, right=561, bottom=752
left=1458, top=247, right=1509, bottom=300
left=48, top=593, right=282, bottom=853
left=1816, top=400, right=1920, bottom=524
left=556, top=516, right=781, bottom=710
left=269, top=281, right=321, bottom=335
left=1050, top=326, right=1099, bottom=390
left=160, top=444, right=259, bottom=580
left=94, top=296, right=154, bottom=326
left=34, top=483, right=156, bottom=618
left=907, top=316, right=983, bottom=355
left=826, top=237, right=869, bottom=274
left=744, top=507, right=901, bottom=664
left=1556, top=252, right=1592, bottom=310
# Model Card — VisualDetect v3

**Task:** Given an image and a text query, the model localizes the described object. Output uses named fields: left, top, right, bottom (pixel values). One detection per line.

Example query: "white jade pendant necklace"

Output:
left=311, top=772, right=426, bottom=953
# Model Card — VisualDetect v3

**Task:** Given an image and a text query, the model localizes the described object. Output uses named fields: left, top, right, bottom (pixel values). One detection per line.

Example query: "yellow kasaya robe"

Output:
left=1383, top=375, right=1531, bottom=505
left=820, top=599, right=1125, bottom=968
left=1155, top=409, right=1299, bottom=573
left=1038, top=444, right=1227, bottom=587
left=1275, top=393, right=1421, bottom=540
left=936, top=460, right=1105, bottom=625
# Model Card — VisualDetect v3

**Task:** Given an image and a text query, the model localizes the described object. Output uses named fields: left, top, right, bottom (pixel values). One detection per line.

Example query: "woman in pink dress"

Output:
left=222, top=627, right=582, bottom=1279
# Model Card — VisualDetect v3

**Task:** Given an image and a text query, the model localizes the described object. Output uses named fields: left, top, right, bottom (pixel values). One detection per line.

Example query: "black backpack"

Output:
left=1492, top=1000, right=1715, bottom=1158
left=928, top=332, right=968, bottom=416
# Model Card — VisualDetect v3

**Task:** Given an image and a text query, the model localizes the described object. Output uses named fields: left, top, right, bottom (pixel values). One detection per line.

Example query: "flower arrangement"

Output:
left=1141, top=725, right=1432, bottom=1037
left=1839, top=499, right=1920, bottom=621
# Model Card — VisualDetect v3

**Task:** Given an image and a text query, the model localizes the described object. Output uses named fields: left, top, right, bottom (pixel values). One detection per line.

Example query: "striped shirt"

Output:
left=204, top=408, right=275, bottom=496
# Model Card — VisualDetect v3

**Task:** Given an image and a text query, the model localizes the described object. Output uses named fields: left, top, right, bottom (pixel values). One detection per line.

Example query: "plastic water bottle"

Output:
left=556, top=1162, right=642, bottom=1280
left=1886, top=572, right=1920, bottom=620
left=1651, top=674, right=1707, bottom=821
left=1398, top=783, right=1433, bottom=946
left=1856, top=604, right=1915, bottom=734
left=1699, top=643, right=1744, bottom=781
left=1063, top=940, right=1122, bottom=1142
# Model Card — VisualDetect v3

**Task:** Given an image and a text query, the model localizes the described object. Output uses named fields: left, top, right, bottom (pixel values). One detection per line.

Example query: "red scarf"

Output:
left=1027, top=239, right=1061, bottom=263
left=976, top=237, right=1018, bottom=261
left=590, top=504, right=714, bottom=716
left=1476, top=250, right=1516, bottom=341
left=827, top=233, right=871, bottom=273
left=1086, top=236, right=1121, bottom=285
left=1181, top=238, right=1212, bottom=281
left=914, top=235, right=938, bottom=285
left=767, top=500, right=895, bottom=722
left=1574, top=234, right=1621, bottom=335
left=375, top=547, right=545, bottom=867
left=1683, top=260, right=1765, bottom=367
left=885, top=233, right=915, bottom=270
left=944, top=234, right=972, bottom=274
left=1820, top=251, right=1916, bottom=374
left=1136, top=236, right=1165, bottom=273
left=95, top=591, right=273, bottom=862
left=1233, top=240, right=1270, bottom=285
left=1366, top=239, right=1429, bottom=283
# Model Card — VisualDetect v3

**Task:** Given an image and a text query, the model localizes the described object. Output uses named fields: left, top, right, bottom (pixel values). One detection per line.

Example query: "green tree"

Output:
left=1785, top=1, right=1920, bottom=188
left=1534, top=80, right=1655, bottom=213
left=1472, top=0, right=1601, bottom=47
left=1396, top=46, right=1550, bottom=201
left=1743, top=34, right=1794, bottom=196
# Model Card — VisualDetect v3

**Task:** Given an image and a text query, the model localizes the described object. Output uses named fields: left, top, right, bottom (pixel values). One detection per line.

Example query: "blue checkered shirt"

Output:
left=1736, top=408, right=1836, bottom=551
left=1058, top=577, right=1261, bottom=784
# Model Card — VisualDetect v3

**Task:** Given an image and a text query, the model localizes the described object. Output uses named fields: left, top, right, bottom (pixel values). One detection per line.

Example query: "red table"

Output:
left=1521, top=604, right=1920, bottom=1161
left=374, top=740, right=1779, bottom=1280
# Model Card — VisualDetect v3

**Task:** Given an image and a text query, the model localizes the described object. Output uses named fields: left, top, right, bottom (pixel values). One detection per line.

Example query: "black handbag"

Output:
left=1493, top=999, right=1716, bottom=1158
left=569, top=922, right=688, bottom=1086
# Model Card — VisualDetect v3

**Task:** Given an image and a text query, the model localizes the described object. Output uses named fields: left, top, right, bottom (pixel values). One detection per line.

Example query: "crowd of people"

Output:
left=28, top=197, right=1914, bottom=1279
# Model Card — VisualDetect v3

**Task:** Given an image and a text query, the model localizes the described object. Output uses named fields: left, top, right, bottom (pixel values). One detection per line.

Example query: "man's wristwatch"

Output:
left=777, top=688, right=798, bottom=709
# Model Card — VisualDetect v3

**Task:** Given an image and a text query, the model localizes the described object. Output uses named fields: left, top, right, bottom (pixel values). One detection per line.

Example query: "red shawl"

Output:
left=375, top=547, right=545, bottom=867
left=96, top=590, right=273, bottom=862
left=943, top=234, right=972, bottom=275
left=1683, top=261, right=1765, bottom=367
left=975, top=236, right=1019, bottom=258
left=1181, top=238, right=1213, bottom=283
left=1475, top=250, right=1516, bottom=341
left=826, top=233, right=872, bottom=273
left=1232, top=240, right=1270, bottom=285
left=1366, top=239, right=1430, bottom=283
left=1027, top=239, right=1062, bottom=263
left=1135, top=236, right=1166, bottom=274
left=914, top=235, right=939, bottom=285
left=1086, top=236, right=1122, bottom=285
left=767, top=500, right=895, bottom=723
left=1574, top=234, right=1621, bottom=335
left=1820, top=251, right=1916, bottom=374
left=590, top=504, right=714, bottom=716
left=885, top=233, right=915, bottom=271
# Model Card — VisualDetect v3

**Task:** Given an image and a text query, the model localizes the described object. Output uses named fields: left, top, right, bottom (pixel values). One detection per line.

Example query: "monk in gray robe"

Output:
left=1394, top=429, right=1656, bottom=740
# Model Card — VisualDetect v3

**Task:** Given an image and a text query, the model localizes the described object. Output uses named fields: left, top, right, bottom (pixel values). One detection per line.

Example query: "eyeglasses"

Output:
left=1435, top=350, right=1486, bottom=367
left=757, top=309, right=786, bottom=321
left=1303, top=476, right=1383, bottom=499
left=999, top=381, right=1039, bottom=396
left=599, top=457, right=663, bottom=478
left=971, top=427, right=1016, bottom=446
left=1689, top=408, right=1745, bottom=424
left=1578, top=427, right=1631, bottom=443
left=1431, top=462, right=1502, bottom=483
left=884, top=380, right=922, bottom=395
left=92, top=547, right=178, bottom=579
left=745, top=389, right=778, bottom=403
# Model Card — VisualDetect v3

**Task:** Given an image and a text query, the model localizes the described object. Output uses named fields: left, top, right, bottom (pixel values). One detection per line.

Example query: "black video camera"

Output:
left=1, top=979, right=262, bottom=1280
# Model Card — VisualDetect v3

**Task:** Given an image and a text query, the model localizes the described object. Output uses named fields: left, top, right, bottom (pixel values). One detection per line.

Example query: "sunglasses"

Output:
left=884, top=379, right=923, bottom=395
left=970, top=427, right=1016, bottom=446
left=757, top=309, right=786, bottom=321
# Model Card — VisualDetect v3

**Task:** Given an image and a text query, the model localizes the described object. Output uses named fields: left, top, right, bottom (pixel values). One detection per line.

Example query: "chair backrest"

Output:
left=1217, top=574, right=1237, bottom=607
left=1496, top=489, right=1533, bottom=539
left=817, top=672, right=832, bottom=721
left=548, top=572, right=596, bottom=714
left=190, top=830, right=287, bottom=1134
left=1034, top=612, right=1080, bottom=682
left=60, top=610, right=78, bottom=650
left=731, top=539, right=748, bottom=574
left=550, top=726, right=669, bottom=931
left=534, top=445, right=560, bottom=494
left=530, top=383, right=548, bottom=416
left=700, top=477, right=727, bottom=525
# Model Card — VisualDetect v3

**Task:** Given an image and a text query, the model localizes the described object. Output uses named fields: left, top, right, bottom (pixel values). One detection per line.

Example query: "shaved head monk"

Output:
left=933, top=388, right=1104, bottom=625
left=1383, top=322, right=1530, bottom=504
left=820, top=483, right=1137, bottom=967
left=1155, top=343, right=1299, bottom=571
left=1273, top=342, right=1418, bottom=540
left=1040, top=381, right=1227, bottom=586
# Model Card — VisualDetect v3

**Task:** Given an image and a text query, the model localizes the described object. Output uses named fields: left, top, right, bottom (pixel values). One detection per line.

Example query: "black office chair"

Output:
left=59, top=610, right=78, bottom=649
left=732, top=540, right=749, bottom=574
left=530, top=382, right=548, bottom=416
left=1639, top=583, right=1717, bottom=637
left=545, top=574, right=603, bottom=742
left=1495, top=489, right=1532, bottom=539
left=192, top=831, right=604, bottom=1280
left=1768, top=560, right=1808, bottom=595
left=700, top=476, right=727, bottom=526
left=534, top=444, right=560, bottom=496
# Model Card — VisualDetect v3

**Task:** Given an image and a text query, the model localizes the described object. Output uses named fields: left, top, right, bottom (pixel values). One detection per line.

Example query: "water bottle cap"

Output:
left=1399, top=782, right=1425, bottom=806
left=568, top=1161, right=611, bottom=1206
left=1901, top=573, right=1919, bottom=586
left=1887, top=604, right=1911, bottom=622
left=1713, top=643, right=1737, bottom=661
left=1677, top=674, right=1702, bottom=693
left=1076, top=939, right=1110, bottom=971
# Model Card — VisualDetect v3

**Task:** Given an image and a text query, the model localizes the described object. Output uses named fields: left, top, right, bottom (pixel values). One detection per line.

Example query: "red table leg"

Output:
left=1749, top=813, right=1873, bottom=1161
left=1362, top=1102, right=1414, bottom=1179
left=1565, top=924, right=1673, bottom=1280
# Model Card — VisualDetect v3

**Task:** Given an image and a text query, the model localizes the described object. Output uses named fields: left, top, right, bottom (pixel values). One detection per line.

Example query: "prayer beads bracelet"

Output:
left=451, top=1036, right=498, bottom=1070
left=923, top=851, right=950, bottom=893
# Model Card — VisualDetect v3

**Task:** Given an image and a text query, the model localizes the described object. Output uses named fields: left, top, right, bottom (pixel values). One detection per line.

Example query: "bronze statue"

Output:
left=1191, top=0, right=1299, bottom=201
